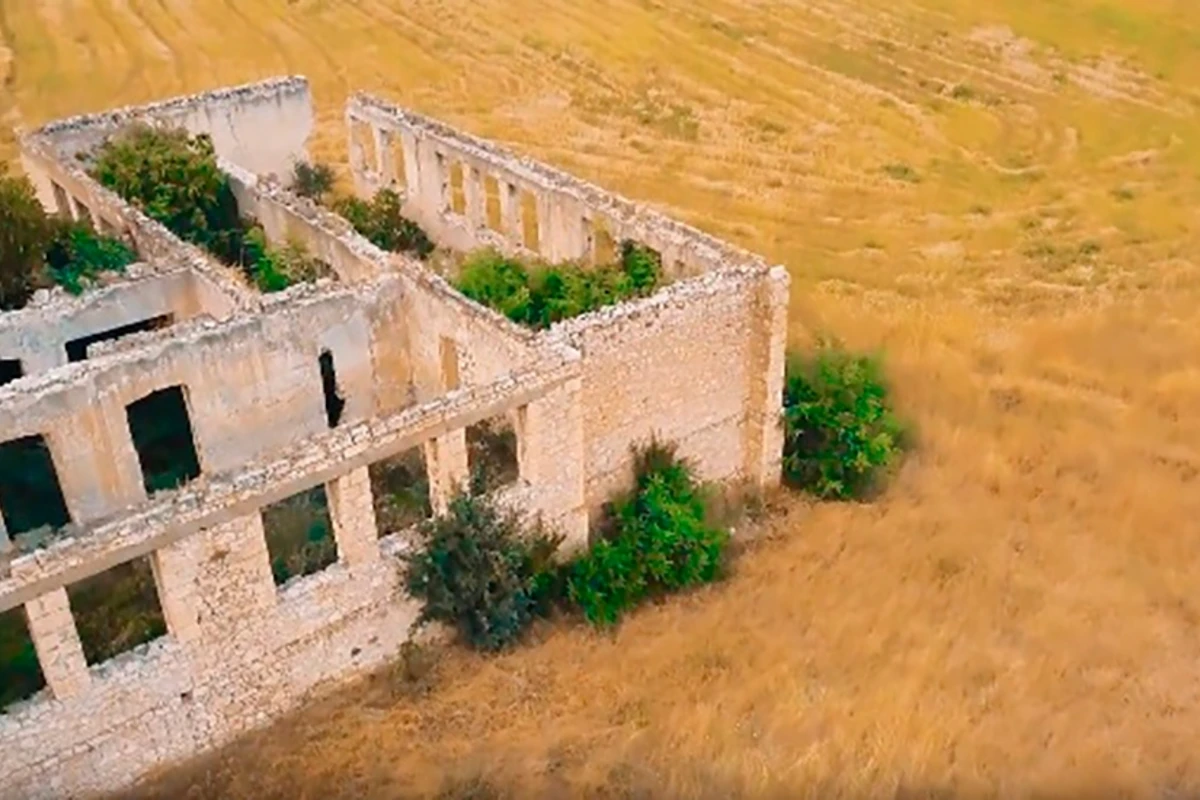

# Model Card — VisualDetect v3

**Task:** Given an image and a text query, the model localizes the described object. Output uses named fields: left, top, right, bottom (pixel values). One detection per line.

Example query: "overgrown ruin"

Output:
left=0, top=76, right=788, bottom=799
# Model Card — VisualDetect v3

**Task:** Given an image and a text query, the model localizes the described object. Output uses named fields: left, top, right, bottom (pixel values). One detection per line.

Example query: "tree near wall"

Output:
left=0, top=163, right=52, bottom=310
left=91, top=124, right=244, bottom=264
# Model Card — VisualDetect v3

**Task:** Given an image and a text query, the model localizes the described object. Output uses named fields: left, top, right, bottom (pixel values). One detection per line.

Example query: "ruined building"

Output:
left=0, top=77, right=788, bottom=798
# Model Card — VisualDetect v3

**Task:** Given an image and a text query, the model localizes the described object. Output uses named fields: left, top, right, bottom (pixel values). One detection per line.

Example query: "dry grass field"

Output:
left=5, top=0, right=1200, bottom=796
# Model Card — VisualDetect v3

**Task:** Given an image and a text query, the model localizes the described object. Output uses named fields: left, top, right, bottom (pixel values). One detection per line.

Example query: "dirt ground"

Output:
left=5, top=0, right=1200, bottom=796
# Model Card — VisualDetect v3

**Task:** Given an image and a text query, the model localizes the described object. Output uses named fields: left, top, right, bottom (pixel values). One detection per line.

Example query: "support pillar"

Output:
left=151, top=538, right=203, bottom=645
left=376, top=128, right=395, bottom=189
left=400, top=130, right=421, bottom=202
left=743, top=266, right=790, bottom=489
left=327, top=467, right=381, bottom=567
left=518, top=377, right=588, bottom=554
left=416, top=141, right=448, bottom=216
left=26, top=588, right=90, bottom=700
left=346, top=113, right=370, bottom=197
left=370, top=126, right=387, bottom=180
left=535, top=193, right=553, bottom=261
left=464, top=166, right=485, bottom=228
left=423, top=430, right=470, bottom=516
left=500, top=181, right=522, bottom=245
left=50, top=396, right=146, bottom=525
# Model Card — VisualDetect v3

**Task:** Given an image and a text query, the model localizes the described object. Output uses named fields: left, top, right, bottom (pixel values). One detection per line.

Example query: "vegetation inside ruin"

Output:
left=289, top=160, right=435, bottom=260
left=66, top=558, right=168, bottom=666
left=369, top=447, right=433, bottom=536
left=0, top=163, right=135, bottom=310
left=91, top=126, right=327, bottom=293
left=781, top=341, right=907, bottom=501
left=262, top=486, right=339, bottom=586
left=0, top=607, right=45, bottom=711
left=332, top=189, right=435, bottom=259
left=290, top=160, right=335, bottom=202
left=453, top=240, right=664, bottom=329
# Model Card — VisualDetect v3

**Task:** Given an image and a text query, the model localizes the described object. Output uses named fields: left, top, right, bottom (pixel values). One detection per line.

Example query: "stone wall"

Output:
left=0, top=76, right=785, bottom=798
left=220, top=158, right=546, bottom=398
left=0, top=350, right=584, bottom=800
left=346, top=91, right=789, bottom=510
left=0, top=268, right=232, bottom=379
left=24, top=76, right=313, bottom=180
left=550, top=266, right=789, bottom=514
left=0, top=278, right=413, bottom=531
left=19, top=125, right=254, bottom=311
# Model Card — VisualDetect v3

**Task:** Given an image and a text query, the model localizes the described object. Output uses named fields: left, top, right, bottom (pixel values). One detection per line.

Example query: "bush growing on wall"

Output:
left=454, top=240, right=664, bottom=329
left=567, top=439, right=729, bottom=626
left=239, top=227, right=328, bottom=293
left=290, top=159, right=335, bottom=201
left=0, top=163, right=53, bottom=310
left=401, top=490, right=563, bottom=652
left=92, top=124, right=245, bottom=265
left=0, top=163, right=137, bottom=307
left=331, top=188, right=434, bottom=259
left=44, top=219, right=136, bottom=295
left=781, top=341, right=906, bottom=500
left=92, top=127, right=328, bottom=293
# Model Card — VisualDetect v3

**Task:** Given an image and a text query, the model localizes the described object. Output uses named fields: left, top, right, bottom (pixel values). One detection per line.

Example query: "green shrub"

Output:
left=291, top=159, right=335, bottom=201
left=453, top=241, right=663, bottom=329
left=454, top=251, right=533, bottom=322
left=566, top=439, right=729, bottom=626
left=91, top=124, right=246, bottom=265
left=242, top=235, right=326, bottom=293
left=331, top=188, right=434, bottom=259
left=619, top=238, right=663, bottom=294
left=782, top=342, right=906, bottom=500
left=43, top=219, right=135, bottom=295
left=401, top=490, right=563, bottom=652
left=0, top=164, right=53, bottom=310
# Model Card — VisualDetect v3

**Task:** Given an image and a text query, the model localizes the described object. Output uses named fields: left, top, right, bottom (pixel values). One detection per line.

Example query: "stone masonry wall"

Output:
left=346, top=91, right=789, bottom=508
left=25, top=76, right=314, bottom=181
left=220, top=158, right=547, bottom=401
left=0, top=350, right=585, bottom=800
left=0, top=76, right=785, bottom=798
left=549, top=265, right=789, bottom=514
left=0, top=268, right=232, bottom=379
left=0, top=279, right=408, bottom=530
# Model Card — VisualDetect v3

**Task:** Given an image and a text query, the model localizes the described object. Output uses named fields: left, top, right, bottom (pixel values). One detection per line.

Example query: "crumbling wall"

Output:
left=0, top=280, right=407, bottom=528
left=0, top=269, right=233, bottom=379
left=0, top=350, right=585, bottom=800
left=24, top=76, right=313, bottom=180
left=346, top=92, right=789, bottom=505
left=221, top=156, right=547, bottom=401
left=347, top=93, right=768, bottom=278
left=18, top=131, right=253, bottom=310
left=0, top=77, right=787, bottom=799
left=550, top=266, right=788, bottom=515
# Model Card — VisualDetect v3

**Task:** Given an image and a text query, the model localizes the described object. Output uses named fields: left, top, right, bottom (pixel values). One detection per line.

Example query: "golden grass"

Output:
left=5, top=0, right=1200, bottom=796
